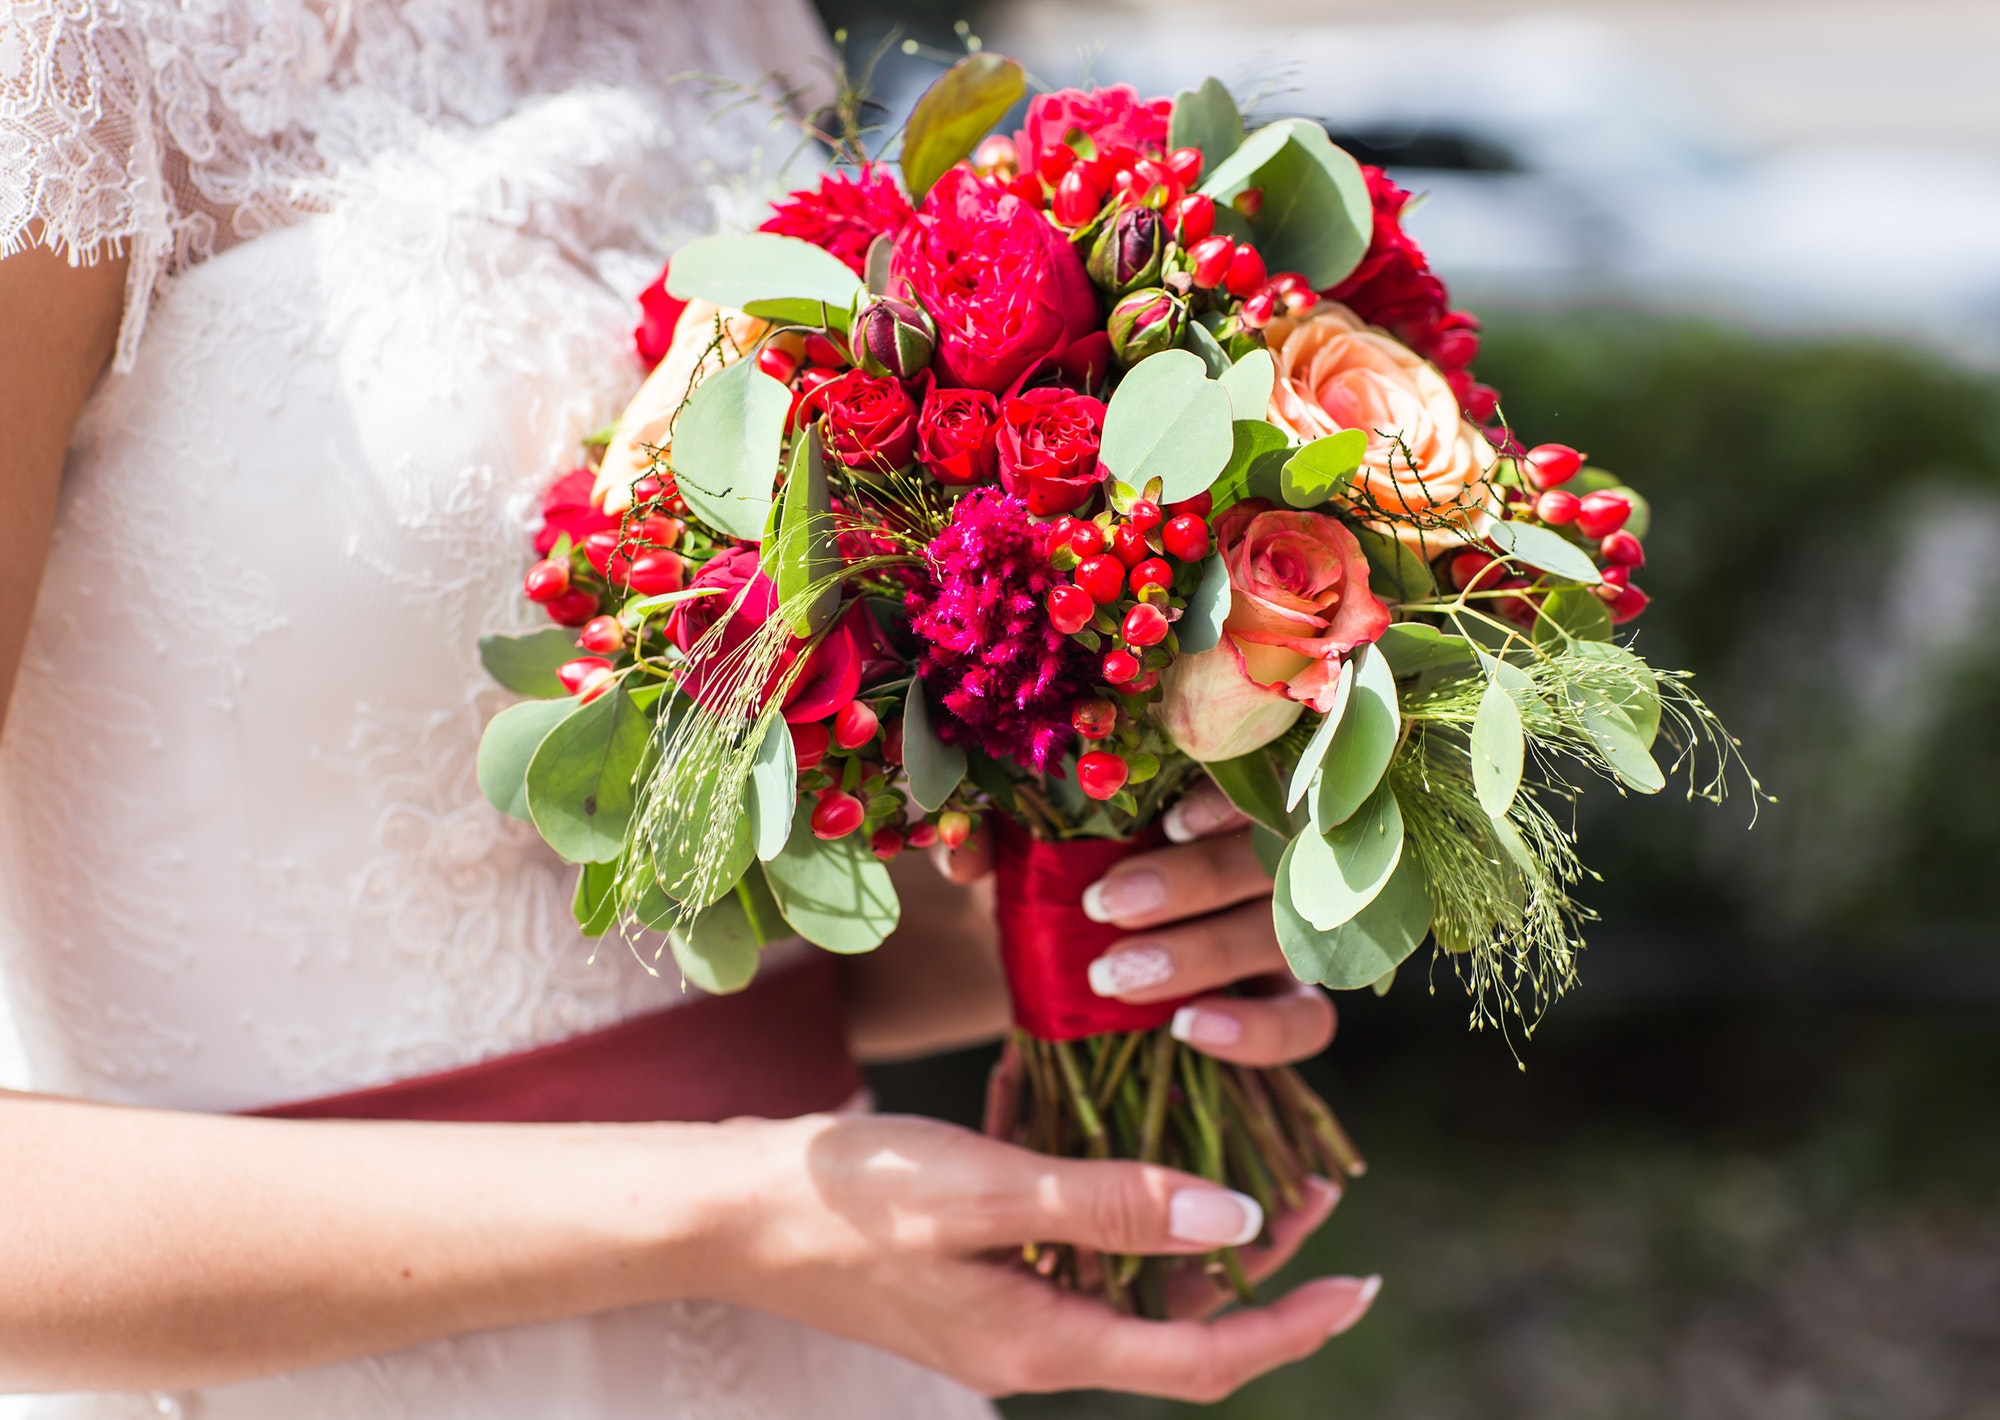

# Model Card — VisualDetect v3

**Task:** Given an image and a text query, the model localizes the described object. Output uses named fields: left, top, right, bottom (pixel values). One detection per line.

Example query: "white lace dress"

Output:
left=0, top=1, right=994, bottom=1414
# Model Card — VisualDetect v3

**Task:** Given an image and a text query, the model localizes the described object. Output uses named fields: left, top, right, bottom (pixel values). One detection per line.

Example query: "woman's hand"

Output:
left=934, top=780, right=1334, bottom=1068
left=705, top=1111, right=1376, bottom=1401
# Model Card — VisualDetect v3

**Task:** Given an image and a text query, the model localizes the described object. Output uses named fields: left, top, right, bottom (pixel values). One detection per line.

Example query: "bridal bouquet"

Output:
left=476, top=57, right=1743, bottom=1314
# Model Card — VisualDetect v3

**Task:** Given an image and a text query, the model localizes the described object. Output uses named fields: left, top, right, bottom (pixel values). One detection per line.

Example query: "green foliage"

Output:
left=669, top=355, right=790, bottom=540
left=745, top=713, right=797, bottom=862
left=1288, top=779, right=1406, bottom=932
left=772, top=427, right=841, bottom=635
left=1203, top=747, right=1296, bottom=835
left=1279, top=431, right=1367, bottom=508
left=525, top=684, right=652, bottom=863
left=1167, top=76, right=1243, bottom=166
left=1216, top=349, right=1274, bottom=421
left=902, top=679, right=966, bottom=811
left=1099, top=349, right=1236, bottom=502
left=479, top=628, right=583, bottom=698
left=762, top=812, right=900, bottom=952
left=666, top=232, right=863, bottom=313
left=1310, top=643, right=1400, bottom=830
left=478, top=697, right=578, bottom=820
left=900, top=54, right=1027, bottom=200
left=1176, top=553, right=1231, bottom=655
left=1198, top=119, right=1373, bottom=290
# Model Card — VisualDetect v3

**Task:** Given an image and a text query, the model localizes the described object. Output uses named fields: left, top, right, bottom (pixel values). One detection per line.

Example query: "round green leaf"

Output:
left=670, top=356, right=790, bottom=541
left=1280, top=431, right=1367, bottom=508
left=525, top=685, right=650, bottom=863
left=1310, top=849, right=1433, bottom=990
left=1354, top=526, right=1437, bottom=603
left=571, top=860, right=619, bottom=937
left=747, top=715, right=798, bottom=863
left=1311, top=642, right=1400, bottom=831
left=1490, top=520, right=1603, bottom=585
left=901, top=55, right=1028, bottom=200
left=1176, top=553, right=1231, bottom=655
left=902, top=680, right=967, bottom=813
left=478, top=696, right=580, bottom=821
left=1286, top=657, right=1355, bottom=811
left=480, top=628, right=584, bottom=698
left=1290, top=779, right=1405, bottom=933
left=669, top=890, right=762, bottom=995
left=1099, top=348, right=1235, bottom=504
left=1198, top=120, right=1373, bottom=291
left=1376, top=622, right=1477, bottom=677
left=763, top=814, right=900, bottom=953
left=1168, top=76, right=1244, bottom=166
left=1471, top=673, right=1525, bottom=817
left=666, top=232, right=863, bottom=312
left=1565, top=640, right=1662, bottom=747
left=1217, top=348, right=1275, bottom=422
left=1565, top=686, right=1666, bottom=794
left=1184, top=319, right=1232, bottom=377
left=1536, top=586, right=1614, bottom=644
left=773, top=426, right=840, bottom=636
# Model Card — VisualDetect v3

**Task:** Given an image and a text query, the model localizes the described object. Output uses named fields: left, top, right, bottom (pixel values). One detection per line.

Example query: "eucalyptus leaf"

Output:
left=1371, top=966, right=1397, bottom=996
left=900, top=55, right=1027, bottom=200
left=1490, top=520, right=1603, bottom=585
left=1292, top=849, right=1432, bottom=990
left=1289, top=779, right=1405, bottom=932
left=1286, top=658, right=1355, bottom=810
left=741, top=297, right=850, bottom=334
left=478, top=696, right=580, bottom=821
left=1565, top=640, right=1662, bottom=747
left=1168, top=76, right=1244, bottom=166
left=652, top=756, right=754, bottom=907
left=1203, top=748, right=1295, bottom=837
left=1565, top=686, right=1665, bottom=794
left=1252, top=823, right=1289, bottom=878
left=1177, top=553, right=1231, bottom=655
left=1197, top=119, right=1373, bottom=290
left=666, top=232, right=863, bottom=312
left=1354, top=526, right=1437, bottom=603
left=1376, top=622, right=1477, bottom=677
left=763, top=813, right=900, bottom=953
left=669, top=355, right=790, bottom=540
left=1535, top=586, right=1614, bottom=644
left=746, top=715, right=798, bottom=862
left=1210, top=419, right=1291, bottom=508
left=1184, top=319, right=1232, bottom=378
left=1471, top=673, right=1526, bottom=817
left=1099, top=349, right=1236, bottom=503
left=1311, top=642, right=1400, bottom=831
left=570, top=860, right=619, bottom=937
left=773, top=426, right=841, bottom=636
left=669, top=891, right=761, bottom=994
left=902, top=679, right=967, bottom=812
left=1281, top=430, right=1367, bottom=508
left=525, top=684, right=650, bottom=863
left=1217, top=349, right=1275, bottom=422
left=479, top=628, right=583, bottom=699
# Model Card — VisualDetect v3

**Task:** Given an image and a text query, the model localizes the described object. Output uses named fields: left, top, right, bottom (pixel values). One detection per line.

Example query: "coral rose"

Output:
left=1265, top=302, right=1500, bottom=558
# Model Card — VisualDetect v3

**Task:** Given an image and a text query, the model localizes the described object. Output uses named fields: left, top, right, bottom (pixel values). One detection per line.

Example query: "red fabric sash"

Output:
left=250, top=953, right=860, bottom=1124
left=992, top=814, right=1195, bottom=1041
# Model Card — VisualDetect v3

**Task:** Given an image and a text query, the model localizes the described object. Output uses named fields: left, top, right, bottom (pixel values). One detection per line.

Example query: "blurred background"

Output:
left=826, top=1, right=2000, bottom=1416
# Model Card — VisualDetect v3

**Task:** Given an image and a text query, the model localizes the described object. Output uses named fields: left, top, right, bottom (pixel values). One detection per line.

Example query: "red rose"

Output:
left=890, top=168, right=1099, bottom=395
left=633, top=261, right=689, bottom=371
left=759, top=163, right=914, bottom=278
left=997, top=388, right=1107, bottom=515
left=666, top=547, right=863, bottom=724
left=800, top=370, right=920, bottom=472
left=534, top=468, right=620, bottom=555
left=916, top=380, right=1000, bottom=485
left=1013, top=85, right=1172, bottom=178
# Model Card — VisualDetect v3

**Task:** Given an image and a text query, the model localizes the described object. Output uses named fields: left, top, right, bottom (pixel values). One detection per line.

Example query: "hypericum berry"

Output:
left=1127, top=669, right=1161, bottom=693
left=1594, top=565, right=1631, bottom=601
left=1129, top=158, right=1184, bottom=209
left=880, top=719, right=905, bottom=767
left=1535, top=489, right=1581, bottom=526
left=1071, top=697, right=1118, bottom=739
left=1451, top=550, right=1502, bottom=592
left=1068, top=519, right=1107, bottom=557
left=557, top=656, right=616, bottom=699
left=809, top=789, right=865, bottom=840
left=803, top=332, right=847, bottom=368
left=1128, top=499, right=1162, bottom=532
left=1171, top=193, right=1216, bottom=244
left=1122, top=602, right=1170, bottom=647
left=798, top=365, right=841, bottom=397
left=1075, top=554, right=1126, bottom=606
left=790, top=720, right=832, bottom=770
left=973, top=133, right=1018, bottom=175
left=1188, top=235, right=1235, bottom=289
left=1129, top=557, right=1173, bottom=594
left=584, top=530, right=633, bottom=582
left=1599, top=529, right=1646, bottom=568
left=1109, top=523, right=1150, bottom=567
left=1076, top=750, right=1131, bottom=801
left=1494, top=577, right=1540, bottom=629
left=1575, top=490, right=1633, bottom=540
left=832, top=699, right=879, bottom=751
left=1523, top=443, right=1585, bottom=490
left=869, top=826, right=904, bottom=861
left=634, top=513, right=683, bottom=546
left=544, top=589, right=600, bottom=626
left=523, top=559, right=571, bottom=603
left=1047, top=584, right=1096, bottom=635
left=1162, top=514, right=1209, bottom=562
left=1238, top=289, right=1278, bottom=330
left=1052, top=167, right=1104, bottom=227
left=626, top=549, right=685, bottom=596
left=937, top=810, right=974, bottom=850
left=755, top=345, right=800, bottom=384
left=1223, top=243, right=1268, bottom=298
left=1607, top=582, right=1650, bottom=625
left=1232, top=186, right=1265, bottom=221
left=1046, top=515, right=1080, bottom=552
left=906, top=820, right=938, bottom=849
left=1102, top=648, right=1141, bottom=684
left=577, top=615, right=626, bottom=654
left=1165, top=146, right=1204, bottom=185
left=1169, top=492, right=1214, bottom=519
left=630, top=474, right=664, bottom=503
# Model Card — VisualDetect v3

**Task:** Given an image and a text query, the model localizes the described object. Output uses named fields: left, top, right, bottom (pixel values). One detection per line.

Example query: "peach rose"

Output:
left=593, top=298, right=771, bottom=514
left=1265, top=302, right=1499, bottom=558
left=1159, top=500, right=1391, bottom=760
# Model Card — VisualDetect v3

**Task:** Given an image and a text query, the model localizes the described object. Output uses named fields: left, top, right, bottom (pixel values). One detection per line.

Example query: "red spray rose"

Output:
left=799, top=370, right=920, bottom=472
left=633, top=262, right=689, bottom=371
left=997, top=388, right=1107, bottom=516
left=890, top=168, right=1099, bottom=395
left=666, top=547, right=863, bottom=724
left=1014, top=85, right=1172, bottom=178
left=534, top=468, right=621, bottom=556
left=759, top=163, right=914, bottom=278
left=916, top=381, right=1001, bottom=485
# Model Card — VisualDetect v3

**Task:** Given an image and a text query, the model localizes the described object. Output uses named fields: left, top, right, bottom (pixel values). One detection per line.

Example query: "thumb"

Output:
left=960, top=1149, right=1265, bottom=1257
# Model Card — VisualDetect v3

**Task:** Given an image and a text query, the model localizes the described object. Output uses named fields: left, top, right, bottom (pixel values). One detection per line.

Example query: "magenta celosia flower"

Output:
left=759, top=164, right=914, bottom=278
left=907, top=489, right=1096, bottom=772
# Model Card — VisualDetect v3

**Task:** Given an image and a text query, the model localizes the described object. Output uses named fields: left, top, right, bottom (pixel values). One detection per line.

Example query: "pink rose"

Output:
left=890, top=168, right=1099, bottom=395
left=1159, top=500, right=1391, bottom=760
left=667, top=547, right=863, bottom=724
left=996, top=388, right=1107, bottom=516
left=1013, top=85, right=1172, bottom=179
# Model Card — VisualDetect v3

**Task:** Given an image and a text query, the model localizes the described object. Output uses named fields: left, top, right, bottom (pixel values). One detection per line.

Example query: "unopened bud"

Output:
left=1107, top=288, right=1188, bottom=366
left=1087, top=205, right=1165, bottom=295
left=848, top=297, right=935, bottom=380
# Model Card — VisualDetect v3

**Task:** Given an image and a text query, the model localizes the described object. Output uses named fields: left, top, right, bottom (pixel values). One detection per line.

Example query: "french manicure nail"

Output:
left=1170, top=1004, right=1243, bottom=1049
left=1087, top=944, right=1176, bottom=998
left=1081, top=869, right=1167, bottom=923
left=1169, top=1188, right=1264, bottom=1246
left=1164, top=793, right=1230, bottom=843
left=1327, top=1275, right=1383, bottom=1336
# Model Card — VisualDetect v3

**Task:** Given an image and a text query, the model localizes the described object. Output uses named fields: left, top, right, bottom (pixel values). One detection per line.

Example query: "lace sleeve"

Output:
left=0, top=1, right=179, bottom=370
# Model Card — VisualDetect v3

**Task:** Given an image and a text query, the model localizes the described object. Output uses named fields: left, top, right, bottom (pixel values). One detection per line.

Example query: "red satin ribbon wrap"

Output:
left=249, top=953, right=860, bottom=1124
left=993, top=814, right=1195, bottom=1041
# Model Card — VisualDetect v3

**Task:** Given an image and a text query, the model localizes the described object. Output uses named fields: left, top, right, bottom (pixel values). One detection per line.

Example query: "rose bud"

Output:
left=1171, top=193, right=1216, bottom=244
left=1088, top=205, right=1165, bottom=295
left=1107, top=288, right=1188, bottom=366
left=790, top=720, right=832, bottom=770
left=1187, top=235, right=1234, bottom=290
left=1071, top=697, right=1118, bottom=739
left=936, top=810, right=974, bottom=850
left=809, top=788, right=865, bottom=840
left=1599, top=529, right=1645, bottom=568
left=523, top=559, right=571, bottom=603
left=577, top=615, right=627, bottom=654
left=832, top=698, right=880, bottom=750
left=1523, top=443, right=1585, bottom=489
left=1076, top=750, right=1130, bottom=801
left=972, top=133, right=1018, bottom=178
left=848, top=297, right=935, bottom=381
left=1535, top=489, right=1581, bottom=526
left=544, top=589, right=600, bottom=627
left=1575, top=490, right=1633, bottom=540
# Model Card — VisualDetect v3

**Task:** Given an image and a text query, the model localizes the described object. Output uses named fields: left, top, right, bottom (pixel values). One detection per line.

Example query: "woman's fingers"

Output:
left=1087, top=898, right=1286, bottom=1002
left=1169, top=980, right=1336, bottom=1067
left=1163, top=780, right=1251, bottom=843
left=951, top=1149, right=1266, bottom=1258
left=1164, top=1176, right=1342, bottom=1320
left=1081, top=830, right=1271, bottom=931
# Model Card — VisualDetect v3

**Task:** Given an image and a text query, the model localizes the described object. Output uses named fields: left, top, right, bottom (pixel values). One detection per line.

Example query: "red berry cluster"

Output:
left=1452, top=443, right=1650, bottom=626
left=522, top=473, right=690, bottom=628
left=988, top=136, right=1206, bottom=227
left=790, top=699, right=975, bottom=861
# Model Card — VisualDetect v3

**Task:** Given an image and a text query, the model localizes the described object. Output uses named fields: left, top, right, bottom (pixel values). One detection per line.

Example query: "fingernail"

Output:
left=1081, top=869, right=1167, bottom=923
left=1164, top=794, right=1229, bottom=843
left=1087, top=943, right=1175, bottom=998
left=1327, top=1275, right=1383, bottom=1336
left=1170, top=1004, right=1243, bottom=1049
left=1169, top=1188, right=1264, bottom=1247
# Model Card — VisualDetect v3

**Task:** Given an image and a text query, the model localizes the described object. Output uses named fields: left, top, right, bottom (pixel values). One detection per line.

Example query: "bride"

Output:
left=0, top=0, right=1378, bottom=1412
